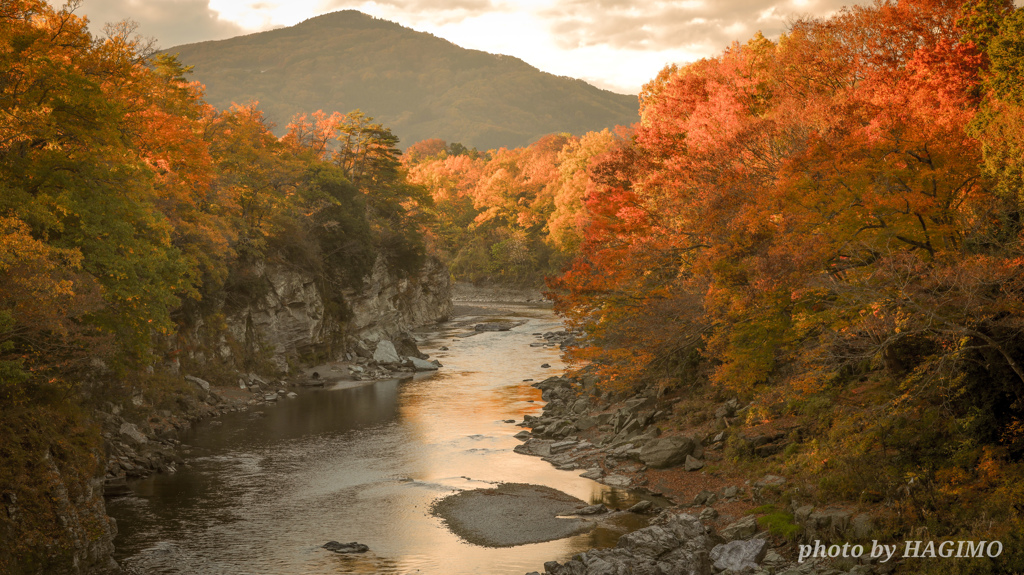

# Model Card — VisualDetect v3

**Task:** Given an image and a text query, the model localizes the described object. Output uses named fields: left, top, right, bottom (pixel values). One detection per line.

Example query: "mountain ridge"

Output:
left=165, top=10, right=639, bottom=149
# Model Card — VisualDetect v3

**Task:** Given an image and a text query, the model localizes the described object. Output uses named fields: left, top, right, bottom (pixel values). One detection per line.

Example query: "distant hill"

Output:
left=165, top=11, right=639, bottom=150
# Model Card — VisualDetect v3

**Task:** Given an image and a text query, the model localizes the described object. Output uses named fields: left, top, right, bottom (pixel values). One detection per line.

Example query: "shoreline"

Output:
left=512, top=367, right=898, bottom=575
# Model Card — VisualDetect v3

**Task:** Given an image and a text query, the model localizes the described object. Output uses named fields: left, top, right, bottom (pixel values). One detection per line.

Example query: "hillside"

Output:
left=164, top=11, right=639, bottom=149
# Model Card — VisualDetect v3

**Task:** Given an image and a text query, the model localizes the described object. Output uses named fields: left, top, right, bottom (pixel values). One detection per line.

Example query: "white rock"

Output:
left=119, top=422, right=148, bottom=444
left=373, top=340, right=401, bottom=364
left=407, top=356, right=439, bottom=371
left=185, top=375, right=210, bottom=392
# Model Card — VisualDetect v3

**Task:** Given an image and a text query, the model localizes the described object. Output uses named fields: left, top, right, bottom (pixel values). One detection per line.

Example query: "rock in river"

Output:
left=322, top=541, right=369, bottom=553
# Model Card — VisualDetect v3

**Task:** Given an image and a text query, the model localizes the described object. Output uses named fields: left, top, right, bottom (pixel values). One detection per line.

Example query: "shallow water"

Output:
left=108, top=303, right=646, bottom=575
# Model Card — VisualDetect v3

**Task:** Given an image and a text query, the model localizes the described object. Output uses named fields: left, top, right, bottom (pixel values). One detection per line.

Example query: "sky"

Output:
left=77, top=0, right=891, bottom=94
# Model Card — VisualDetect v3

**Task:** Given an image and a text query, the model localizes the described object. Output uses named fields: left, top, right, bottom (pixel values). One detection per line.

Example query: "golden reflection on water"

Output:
left=110, top=303, right=648, bottom=575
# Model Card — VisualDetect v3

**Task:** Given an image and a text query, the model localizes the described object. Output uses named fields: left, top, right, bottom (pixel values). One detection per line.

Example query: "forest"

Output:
left=0, top=1, right=427, bottom=568
left=3, top=0, right=1024, bottom=571
left=407, top=0, right=1024, bottom=568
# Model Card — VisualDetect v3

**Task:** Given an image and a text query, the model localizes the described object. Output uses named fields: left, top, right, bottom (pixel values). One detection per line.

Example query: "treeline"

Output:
left=409, top=0, right=1024, bottom=566
left=1, top=1, right=427, bottom=395
left=0, top=2, right=425, bottom=568
left=403, top=130, right=620, bottom=285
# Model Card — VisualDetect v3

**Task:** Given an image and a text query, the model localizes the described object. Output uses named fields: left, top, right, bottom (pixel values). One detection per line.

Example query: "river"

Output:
left=107, top=302, right=646, bottom=575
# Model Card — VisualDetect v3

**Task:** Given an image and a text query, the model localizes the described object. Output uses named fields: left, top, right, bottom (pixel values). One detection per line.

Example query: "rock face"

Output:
left=347, top=256, right=453, bottom=343
left=186, top=256, right=452, bottom=371
left=3, top=451, right=121, bottom=575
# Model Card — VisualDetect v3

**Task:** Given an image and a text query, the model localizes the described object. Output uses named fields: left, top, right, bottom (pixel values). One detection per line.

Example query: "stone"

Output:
left=184, top=375, right=210, bottom=392
left=851, top=513, right=874, bottom=539
left=754, top=474, right=786, bottom=488
left=684, top=455, right=704, bottom=471
left=639, top=436, right=695, bottom=468
left=407, top=356, right=439, bottom=371
left=393, top=332, right=427, bottom=359
left=794, top=504, right=815, bottom=523
left=723, top=486, right=739, bottom=498
left=373, top=340, right=401, bottom=364
left=809, top=508, right=852, bottom=535
left=574, top=504, right=608, bottom=515
left=694, top=490, right=717, bottom=506
left=264, top=393, right=278, bottom=402
left=322, top=541, right=369, bottom=553
left=699, top=507, right=718, bottom=521
left=550, top=440, right=579, bottom=454
left=719, top=515, right=758, bottom=540
left=286, top=392, right=298, bottom=399
left=710, top=538, right=768, bottom=572
left=514, top=430, right=531, bottom=440
left=628, top=500, right=654, bottom=514
left=119, top=423, right=148, bottom=445
left=575, top=416, right=598, bottom=431
left=602, top=475, right=632, bottom=487
left=541, top=363, right=551, bottom=368
left=580, top=468, right=603, bottom=480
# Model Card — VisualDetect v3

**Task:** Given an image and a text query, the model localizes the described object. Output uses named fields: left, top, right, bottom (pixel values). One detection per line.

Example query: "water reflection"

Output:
left=109, top=303, right=647, bottom=574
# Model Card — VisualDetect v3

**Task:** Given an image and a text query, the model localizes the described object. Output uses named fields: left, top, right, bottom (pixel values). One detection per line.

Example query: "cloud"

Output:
left=79, top=0, right=246, bottom=48
left=540, top=0, right=852, bottom=55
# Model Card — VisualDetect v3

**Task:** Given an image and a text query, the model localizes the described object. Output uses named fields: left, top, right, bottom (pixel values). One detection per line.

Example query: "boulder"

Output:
left=719, top=515, right=758, bottom=540
left=628, top=500, right=654, bottom=514
left=684, top=455, right=704, bottom=471
left=119, top=423, right=148, bottom=445
left=407, top=356, right=439, bottom=371
left=393, top=332, right=427, bottom=359
left=710, top=538, right=768, bottom=572
left=693, top=490, right=717, bottom=506
left=184, top=375, right=210, bottom=392
left=639, top=436, right=695, bottom=468
left=372, top=340, right=401, bottom=364
left=574, top=504, right=608, bottom=515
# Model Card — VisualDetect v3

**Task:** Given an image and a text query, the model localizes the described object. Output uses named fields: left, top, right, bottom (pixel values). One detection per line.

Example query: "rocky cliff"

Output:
left=193, top=255, right=453, bottom=373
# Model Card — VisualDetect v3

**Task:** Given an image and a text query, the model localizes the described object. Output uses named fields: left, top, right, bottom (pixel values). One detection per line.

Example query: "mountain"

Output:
left=164, top=11, right=639, bottom=150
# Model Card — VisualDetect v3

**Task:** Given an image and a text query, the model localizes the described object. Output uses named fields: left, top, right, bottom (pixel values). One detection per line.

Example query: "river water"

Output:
left=108, top=302, right=645, bottom=575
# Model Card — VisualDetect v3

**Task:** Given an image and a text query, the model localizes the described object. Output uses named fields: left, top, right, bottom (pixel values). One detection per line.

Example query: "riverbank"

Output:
left=513, top=367, right=897, bottom=575
left=99, top=333, right=447, bottom=498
